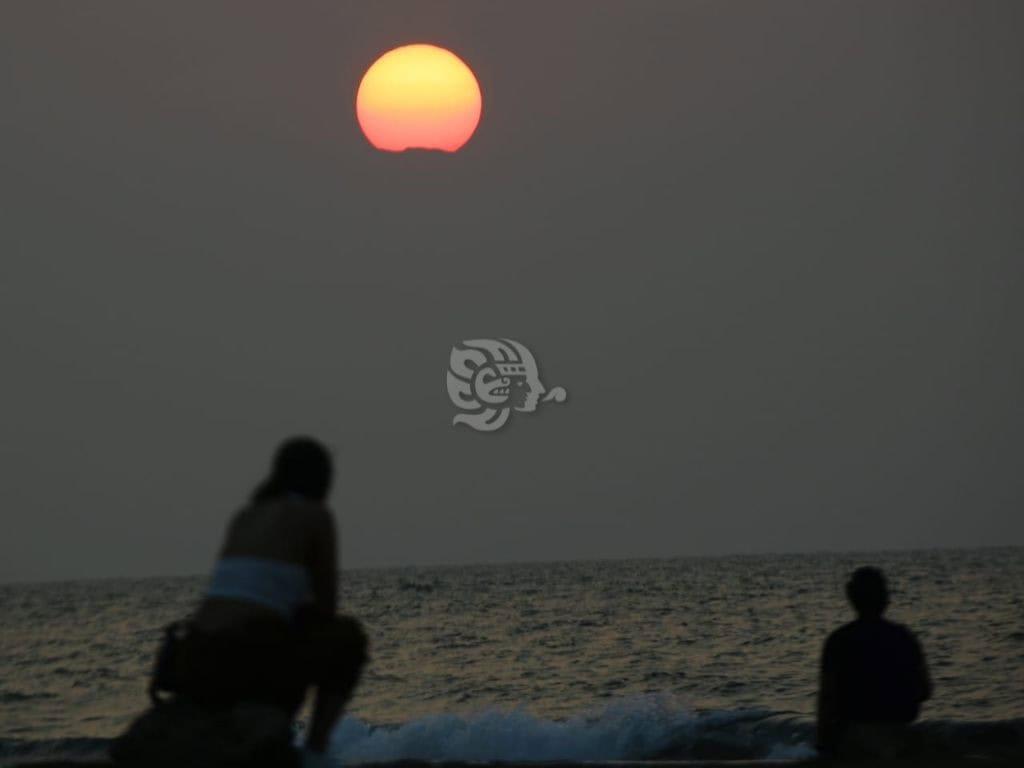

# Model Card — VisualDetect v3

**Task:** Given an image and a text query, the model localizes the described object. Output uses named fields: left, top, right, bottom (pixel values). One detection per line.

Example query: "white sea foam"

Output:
left=327, top=694, right=814, bottom=764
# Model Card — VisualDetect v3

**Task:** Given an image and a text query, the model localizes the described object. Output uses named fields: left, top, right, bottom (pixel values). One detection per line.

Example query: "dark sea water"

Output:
left=2, top=548, right=1022, bottom=764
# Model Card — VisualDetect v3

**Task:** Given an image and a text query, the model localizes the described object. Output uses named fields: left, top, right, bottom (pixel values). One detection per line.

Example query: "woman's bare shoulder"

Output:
left=279, top=498, right=335, bottom=536
left=220, top=499, right=329, bottom=558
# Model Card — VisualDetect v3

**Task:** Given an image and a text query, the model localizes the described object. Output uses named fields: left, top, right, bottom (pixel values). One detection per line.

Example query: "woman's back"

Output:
left=195, top=497, right=337, bottom=632
left=222, top=497, right=323, bottom=561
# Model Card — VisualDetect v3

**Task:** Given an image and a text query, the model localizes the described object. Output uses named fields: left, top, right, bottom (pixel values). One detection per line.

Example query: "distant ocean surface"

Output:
left=2, top=548, right=1022, bottom=765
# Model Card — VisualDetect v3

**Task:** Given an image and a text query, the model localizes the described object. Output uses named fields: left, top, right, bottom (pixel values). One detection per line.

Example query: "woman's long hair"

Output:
left=251, top=437, right=333, bottom=504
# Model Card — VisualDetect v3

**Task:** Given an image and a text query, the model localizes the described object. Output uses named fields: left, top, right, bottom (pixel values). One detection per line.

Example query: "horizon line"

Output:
left=3, top=541, right=1020, bottom=587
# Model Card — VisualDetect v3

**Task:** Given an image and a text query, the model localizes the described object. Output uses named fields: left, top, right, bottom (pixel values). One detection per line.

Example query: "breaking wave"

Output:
left=329, top=695, right=816, bottom=762
left=3, top=696, right=1022, bottom=766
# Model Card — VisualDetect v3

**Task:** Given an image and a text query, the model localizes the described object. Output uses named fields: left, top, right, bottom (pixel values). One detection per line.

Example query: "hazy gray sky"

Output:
left=2, top=2, right=1022, bottom=582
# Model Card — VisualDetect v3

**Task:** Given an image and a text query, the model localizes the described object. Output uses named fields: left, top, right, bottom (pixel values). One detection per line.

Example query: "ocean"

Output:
left=1, top=547, right=1022, bottom=765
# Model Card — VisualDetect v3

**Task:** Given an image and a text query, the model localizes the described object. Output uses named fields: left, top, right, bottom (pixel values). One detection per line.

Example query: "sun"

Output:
left=356, top=44, right=482, bottom=153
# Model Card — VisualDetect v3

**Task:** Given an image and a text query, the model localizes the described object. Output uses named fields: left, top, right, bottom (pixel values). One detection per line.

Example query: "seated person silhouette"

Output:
left=817, top=567, right=931, bottom=759
left=171, top=437, right=366, bottom=764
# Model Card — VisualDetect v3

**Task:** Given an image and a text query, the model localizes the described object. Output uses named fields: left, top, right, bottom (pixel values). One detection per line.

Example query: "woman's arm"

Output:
left=308, top=507, right=338, bottom=617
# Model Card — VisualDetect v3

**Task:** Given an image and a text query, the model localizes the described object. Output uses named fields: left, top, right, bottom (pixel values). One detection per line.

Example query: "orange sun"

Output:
left=356, top=44, right=482, bottom=153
